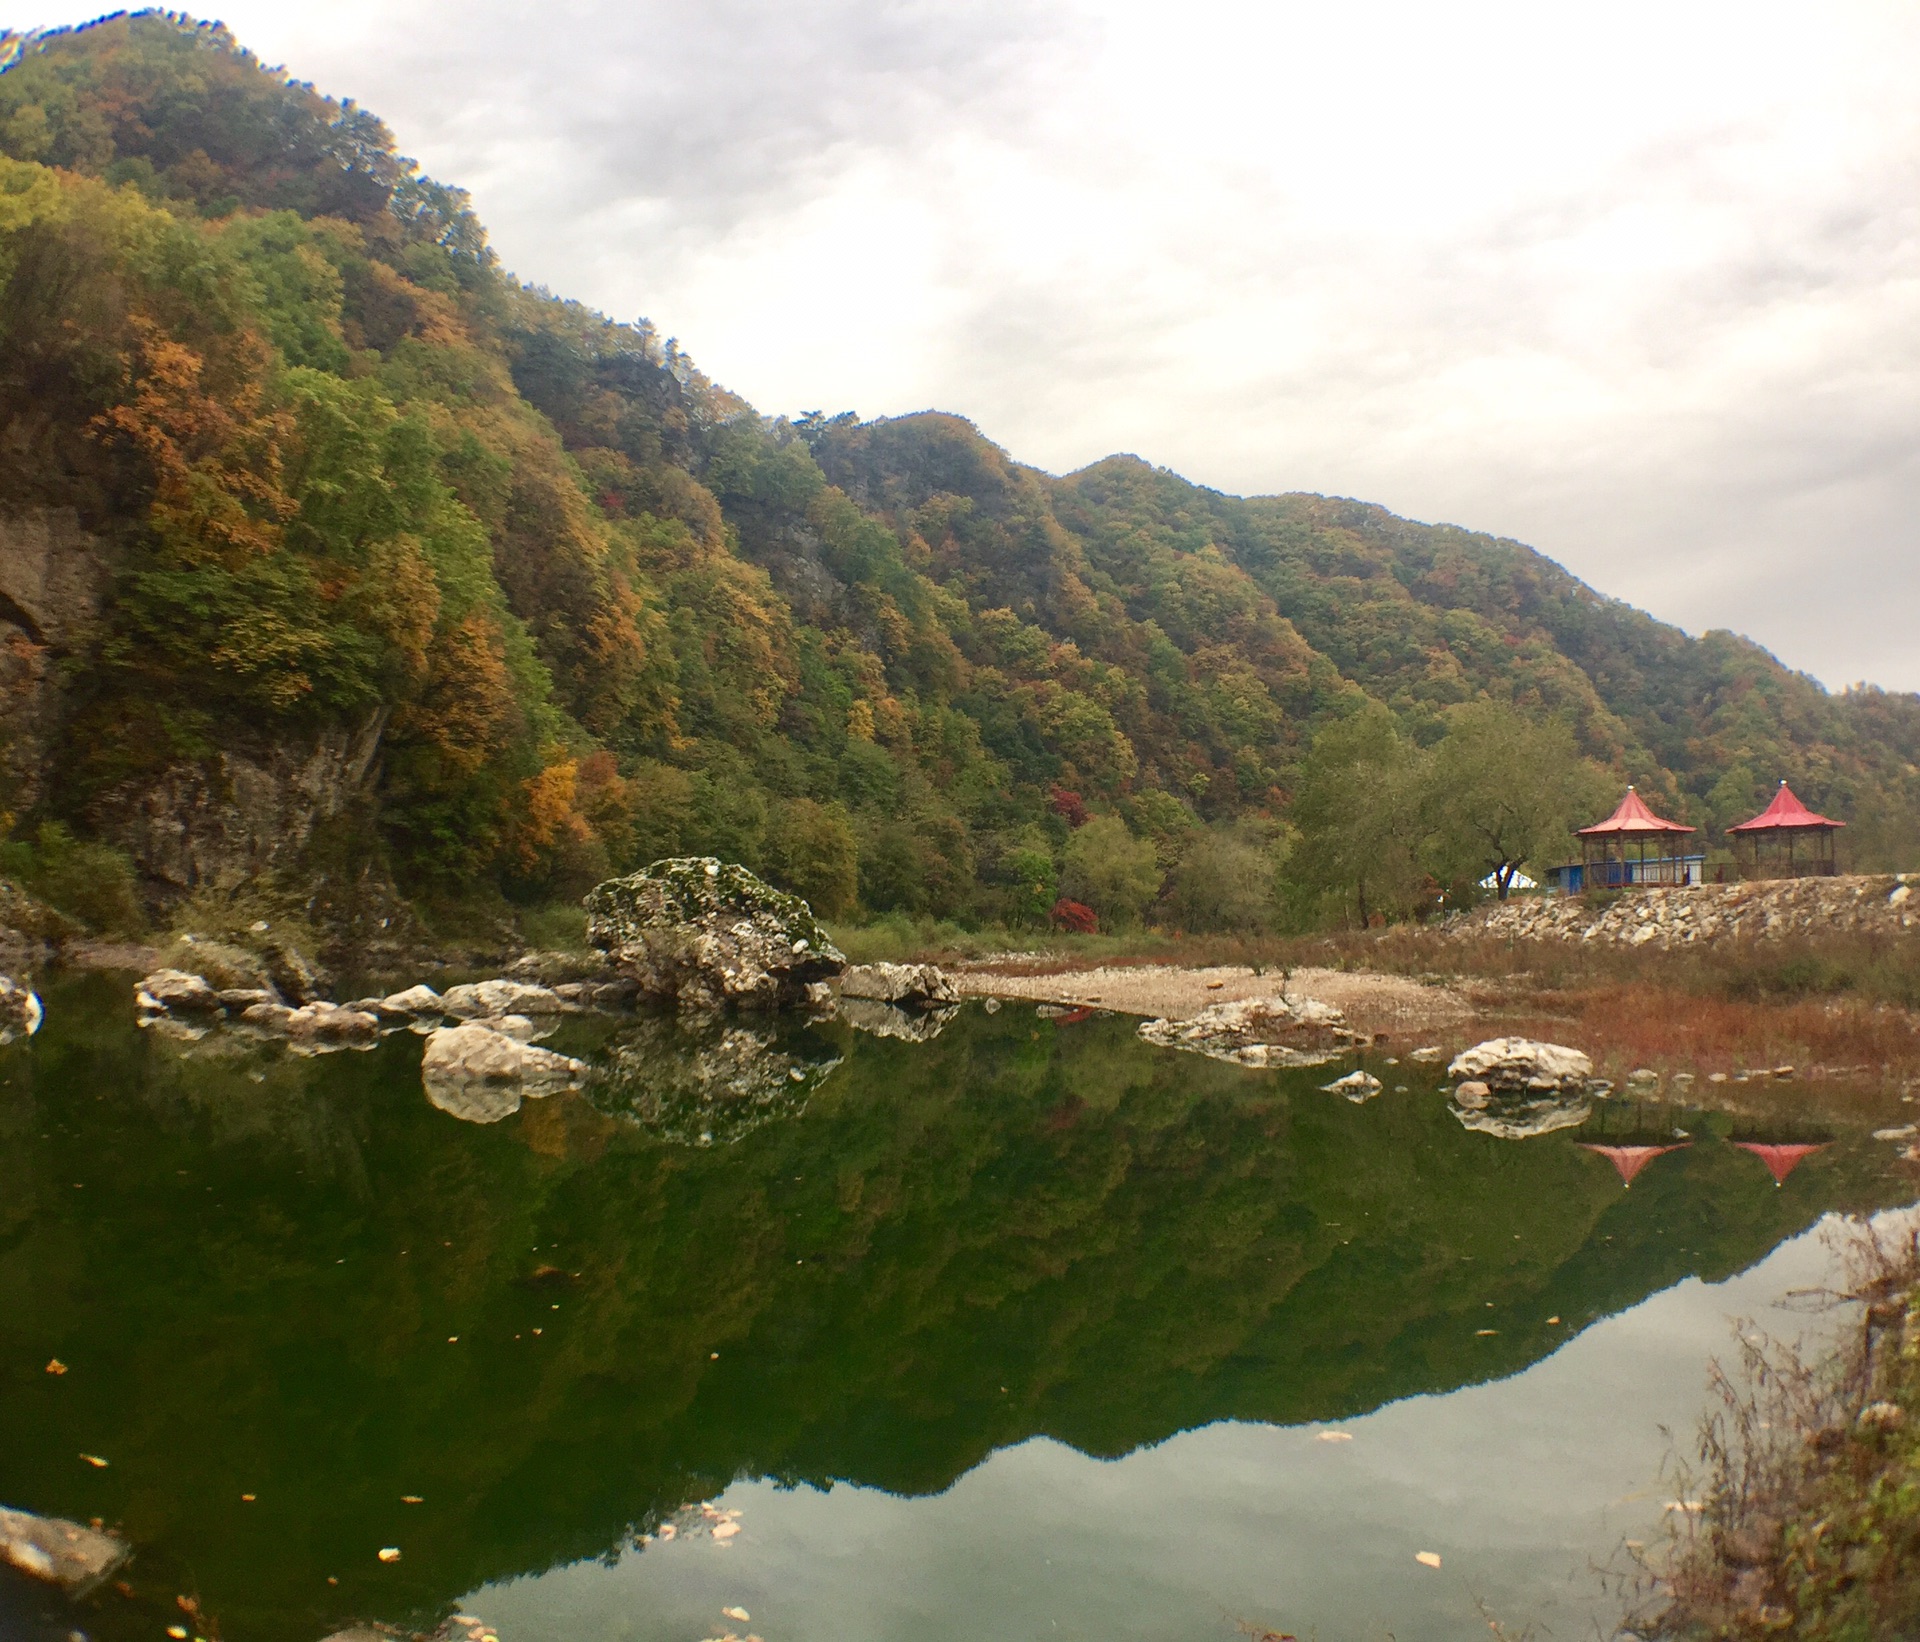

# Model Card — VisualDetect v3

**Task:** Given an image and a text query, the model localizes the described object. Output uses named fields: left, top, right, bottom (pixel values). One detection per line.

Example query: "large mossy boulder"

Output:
left=584, top=858, right=845, bottom=1011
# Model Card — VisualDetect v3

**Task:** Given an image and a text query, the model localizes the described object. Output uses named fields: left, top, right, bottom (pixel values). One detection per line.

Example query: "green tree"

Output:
left=763, top=797, right=858, bottom=918
left=1421, top=702, right=1611, bottom=900
left=1060, top=816, right=1162, bottom=931
left=1164, top=822, right=1284, bottom=934
left=1286, top=704, right=1428, bottom=927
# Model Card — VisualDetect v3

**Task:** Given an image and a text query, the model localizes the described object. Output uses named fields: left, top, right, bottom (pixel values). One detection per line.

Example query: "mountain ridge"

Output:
left=0, top=10, right=1914, bottom=943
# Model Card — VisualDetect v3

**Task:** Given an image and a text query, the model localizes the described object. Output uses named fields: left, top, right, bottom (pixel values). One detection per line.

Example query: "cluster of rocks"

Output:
left=0, top=973, right=41, bottom=1044
left=1463, top=874, right=1916, bottom=950
left=1446, top=1037, right=1597, bottom=1138
left=1137, top=996, right=1360, bottom=1070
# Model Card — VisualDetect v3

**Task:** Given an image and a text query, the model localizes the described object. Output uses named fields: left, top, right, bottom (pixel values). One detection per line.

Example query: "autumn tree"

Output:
left=1060, top=816, right=1161, bottom=931
left=1421, top=702, right=1611, bottom=899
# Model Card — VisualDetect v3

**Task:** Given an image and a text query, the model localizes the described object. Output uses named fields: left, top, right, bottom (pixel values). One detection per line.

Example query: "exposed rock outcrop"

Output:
left=1137, top=996, right=1358, bottom=1069
left=420, top=1022, right=586, bottom=1123
left=585, top=858, right=845, bottom=1011
left=0, top=506, right=108, bottom=814
left=839, top=962, right=960, bottom=1009
left=0, top=1504, right=130, bottom=1593
left=1462, top=874, right=1916, bottom=950
left=1447, top=1037, right=1593, bottom=1093
left=98, top=713, right=388, bottom=896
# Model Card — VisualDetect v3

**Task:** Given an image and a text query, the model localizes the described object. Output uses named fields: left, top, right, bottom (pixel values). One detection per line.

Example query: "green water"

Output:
left=1, top=975, right=1910, bottom=1642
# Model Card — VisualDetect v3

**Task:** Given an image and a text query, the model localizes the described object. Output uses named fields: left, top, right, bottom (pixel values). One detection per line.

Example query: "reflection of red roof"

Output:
left=1578, top=1142, right=1691, bottom=1186
left=1733, top=1141, right=1828, bottom=1185
left=1577, top=787, right=1696, bottom=837
left=1728, top=781, right=1844, bottom=833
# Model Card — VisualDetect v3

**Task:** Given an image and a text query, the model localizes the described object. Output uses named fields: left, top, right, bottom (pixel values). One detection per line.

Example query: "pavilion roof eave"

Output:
left=1728, top=780, right=1844, bottom=833
left=1577, top=785, right=1696, bottom=837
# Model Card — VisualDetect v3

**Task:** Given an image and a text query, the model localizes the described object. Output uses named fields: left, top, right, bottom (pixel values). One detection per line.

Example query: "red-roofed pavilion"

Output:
left=1576, top=787, right=1698, bottom=889
left=1728, top=781, right=1844, bottom=880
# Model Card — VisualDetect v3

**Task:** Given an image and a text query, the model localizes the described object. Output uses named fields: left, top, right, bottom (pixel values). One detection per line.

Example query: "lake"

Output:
left=2, top=974, right=1912, bottom=1642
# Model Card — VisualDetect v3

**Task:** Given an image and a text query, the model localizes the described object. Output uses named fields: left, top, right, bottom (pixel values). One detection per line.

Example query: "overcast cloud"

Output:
left=19, top=0, right=1920, bottom=689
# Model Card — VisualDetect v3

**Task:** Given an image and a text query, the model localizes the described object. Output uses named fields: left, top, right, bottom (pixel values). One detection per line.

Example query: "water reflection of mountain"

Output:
left=0, top=977, right=1909, bottom=1642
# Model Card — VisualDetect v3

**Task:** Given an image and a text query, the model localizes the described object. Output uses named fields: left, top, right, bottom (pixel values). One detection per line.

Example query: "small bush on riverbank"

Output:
left=0, top=823, right=145, bottom=936
left=1640, top=1222, right=1920, bottom=1640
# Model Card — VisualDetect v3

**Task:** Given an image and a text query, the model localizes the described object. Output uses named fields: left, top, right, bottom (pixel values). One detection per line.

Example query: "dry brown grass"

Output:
left=1632, top=1219, right=1920, bottom=1640
left=1480, top=983, right=1920, bottom=1089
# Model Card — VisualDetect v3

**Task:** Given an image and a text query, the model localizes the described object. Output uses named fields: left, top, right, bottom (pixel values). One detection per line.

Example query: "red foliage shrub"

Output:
left=1049, top=897, right=1098, bottom=934
left=1049, top=787, right=1088, bottom=828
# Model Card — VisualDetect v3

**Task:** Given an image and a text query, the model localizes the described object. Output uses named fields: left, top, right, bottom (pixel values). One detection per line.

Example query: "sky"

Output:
left=17, top=0, right=1920, bottom=691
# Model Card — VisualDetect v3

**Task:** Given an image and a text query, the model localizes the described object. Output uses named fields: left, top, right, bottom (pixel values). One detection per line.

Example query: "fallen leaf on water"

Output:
left=377, top=1547, right=401, bottom=1563
left=711, top=1521, right=741, bottom=1540
left=1475, top=1329, right=1497, bottom=1337
left=80, top=1453, right=108, bottom=1467
left=723, top=1607, right=751, bottom=1621
left=45, top=1359, right=67, bottom=1375
left=1315, top=1431, right=1352, bottom=1443
left=167, top=1629, right=188, bottom=1639
left=401, top=1495, right=424, bottom=1505
left=1547, top=1316, right=1561, bottom=1325
left=240, top=1493, right=255, bottom=1502
left=1415, top=1551, right=1442, bottom=1569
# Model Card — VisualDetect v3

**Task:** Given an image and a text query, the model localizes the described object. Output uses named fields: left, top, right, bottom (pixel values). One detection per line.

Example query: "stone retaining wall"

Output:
left=1459, top=873, right=1916, bottom=949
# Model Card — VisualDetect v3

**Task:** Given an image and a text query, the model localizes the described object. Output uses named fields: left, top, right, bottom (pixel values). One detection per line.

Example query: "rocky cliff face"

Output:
left=0, top=507, right=107, bottom=818
left=1462, top=874, right=1917, bottom=949
left=98, top=712, right=389, bottom=895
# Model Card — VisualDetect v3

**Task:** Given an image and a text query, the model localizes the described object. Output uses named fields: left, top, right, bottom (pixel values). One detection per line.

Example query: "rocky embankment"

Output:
left=1461, top=873, right=1915, bottom=949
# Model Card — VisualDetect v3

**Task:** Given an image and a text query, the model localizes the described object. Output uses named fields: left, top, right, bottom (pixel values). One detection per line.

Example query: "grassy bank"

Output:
left=1640, top=1221, right=1920, bottom=1639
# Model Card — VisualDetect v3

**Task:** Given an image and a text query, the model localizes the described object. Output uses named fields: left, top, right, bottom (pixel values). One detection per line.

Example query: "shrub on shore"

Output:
left=1637, top=1222, right=1920, bottom=1639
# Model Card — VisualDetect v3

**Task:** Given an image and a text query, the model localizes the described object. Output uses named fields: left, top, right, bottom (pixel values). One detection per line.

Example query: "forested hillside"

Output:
left=1, top=12, right=1915, bottom=943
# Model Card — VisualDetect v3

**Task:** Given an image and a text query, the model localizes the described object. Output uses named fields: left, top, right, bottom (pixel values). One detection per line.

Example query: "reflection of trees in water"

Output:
left=585, top=1011, right=842, bottom=1145
left=0, top=986, right=1908, bottom=1642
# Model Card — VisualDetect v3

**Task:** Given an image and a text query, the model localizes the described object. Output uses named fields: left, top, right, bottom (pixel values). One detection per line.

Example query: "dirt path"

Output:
left=953, top=962, right=1473, bottom=1039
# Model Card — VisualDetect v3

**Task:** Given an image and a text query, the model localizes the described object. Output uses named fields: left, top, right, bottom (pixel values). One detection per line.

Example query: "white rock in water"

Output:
left=1139, top=996, right=1356, bottom=1069
left=0, top=974, right=42, bottom=1043
left=584, top=858, right=845, bottom=1011
left=0, top=1505, right=130, bottom=1592
left=421, top=1023, right=586, bottom=1124
left=440, top=978, right=577, bottom=1019
left=282, top=1001, right=383, bottom=1052
left=1321, top=1069, right=1384, bottom=1103
left=376, top=984, right=446, bottom=1018
left=1447, top=1037, right=1593, bottom=1093
left=838, top=962, right=961, bottom=1008
left=135, top=967, right=221, bottom=1015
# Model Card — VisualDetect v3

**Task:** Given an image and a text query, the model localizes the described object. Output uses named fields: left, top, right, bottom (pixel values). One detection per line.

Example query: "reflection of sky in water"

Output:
left=473, top=1214, right=1889, bottom=1642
